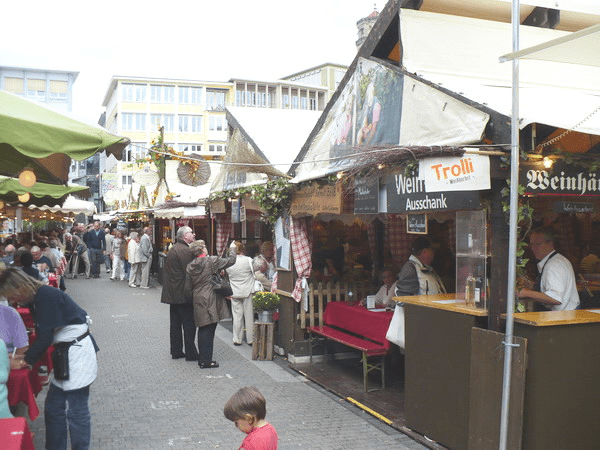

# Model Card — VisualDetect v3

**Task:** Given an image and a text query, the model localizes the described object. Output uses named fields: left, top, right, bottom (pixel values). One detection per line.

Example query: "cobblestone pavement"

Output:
left=28, top=275, right=426, bottom=449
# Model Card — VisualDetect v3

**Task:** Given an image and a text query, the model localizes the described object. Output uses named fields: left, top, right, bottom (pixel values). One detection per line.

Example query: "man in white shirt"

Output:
left=518, top=227, right=579, bottom=311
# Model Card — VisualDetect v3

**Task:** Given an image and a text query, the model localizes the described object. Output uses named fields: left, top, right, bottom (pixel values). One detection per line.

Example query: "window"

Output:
left=4, top=77, right=24, bottom=94
left=292, top=96, right=299, bottom=109
left=179, top=115, right=203, bottom=133
left=122, top=143, right=148, bottom=162
left=27, top=79, right=46, bottom=97
left=179, top=144, right=202, bottom=153
left=49, top=80, right=68, bottom=100
left=135, top=113, right=146, bottom=130
left=310, top=97, right=316, bottom=111
left=209, top=116, right=226, bottom=131
left=122, top=84, right=146, bottom=102
left=235, top=90, right=243, bottom=106
left=151, top=114, right=174, bottom=132
left=206, top=90, right=226, bottom=110
left=179, top=86, right=203, bottom=104
left=283, top=94, right=289, bottom=109
left=122, top=175, right=132, bottom=185
left=122, top=113, right=134, bottom=130
left=209, top=144, right=226, bottom=152
left=301, top=97, right=307, bottom=110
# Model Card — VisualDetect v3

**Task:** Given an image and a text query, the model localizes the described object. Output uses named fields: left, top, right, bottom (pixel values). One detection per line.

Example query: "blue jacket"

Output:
left=84, top=229, right=105, bottom=250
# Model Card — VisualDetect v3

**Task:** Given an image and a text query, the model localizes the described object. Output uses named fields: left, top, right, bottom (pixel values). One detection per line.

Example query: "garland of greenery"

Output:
left=209, top=178, right=295, bottom=224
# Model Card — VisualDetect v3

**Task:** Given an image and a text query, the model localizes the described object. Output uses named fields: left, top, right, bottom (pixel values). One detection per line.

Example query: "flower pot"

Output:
left=257, top=310, right=274, bottom=323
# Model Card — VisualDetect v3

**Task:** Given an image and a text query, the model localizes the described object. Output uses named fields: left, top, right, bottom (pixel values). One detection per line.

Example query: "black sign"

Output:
left=555, top=201, right=594, bottom=214
left=520, top=161, right=600, bottom=197
left=354, top=179, right=379, bottom=214
left=384, top=174, right=480, bottom=213
left=407, top=214, right=427, bottom=234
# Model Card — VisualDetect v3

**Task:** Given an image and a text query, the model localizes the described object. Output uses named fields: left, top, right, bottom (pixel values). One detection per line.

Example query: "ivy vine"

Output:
left=209, top=178, right=295, bottom=224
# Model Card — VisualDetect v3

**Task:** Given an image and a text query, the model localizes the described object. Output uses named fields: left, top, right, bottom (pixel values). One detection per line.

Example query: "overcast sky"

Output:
left=3, top=0, right=378, bottom=123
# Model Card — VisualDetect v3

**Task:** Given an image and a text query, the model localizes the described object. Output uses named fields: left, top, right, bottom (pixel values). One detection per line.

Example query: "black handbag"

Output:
left=211, top=271, right=233, bottom=297
left=52, top=345, right=70, bottom=380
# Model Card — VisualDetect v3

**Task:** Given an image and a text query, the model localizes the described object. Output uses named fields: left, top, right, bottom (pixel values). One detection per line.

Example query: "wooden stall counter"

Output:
left=506, top=309, right=600, bottom=450
left=395, top=293, right=488, bottom=450
left=394, top=293, right=488, bottom=316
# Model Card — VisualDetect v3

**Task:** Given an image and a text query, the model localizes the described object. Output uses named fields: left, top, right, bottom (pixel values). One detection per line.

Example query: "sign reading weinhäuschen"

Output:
left=420, top=154, right=490, bottom=192
left=520, top=161, right=600, bottom=196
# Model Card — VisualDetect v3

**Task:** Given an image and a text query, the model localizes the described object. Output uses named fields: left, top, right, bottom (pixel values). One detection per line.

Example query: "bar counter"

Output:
left=509, top=309, right=600, bottom=450
left=393, top=293, right=488, bottom=450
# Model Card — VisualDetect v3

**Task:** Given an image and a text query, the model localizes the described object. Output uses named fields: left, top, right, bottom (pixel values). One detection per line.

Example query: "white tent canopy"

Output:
left=28, top=195, right=96, bottom=215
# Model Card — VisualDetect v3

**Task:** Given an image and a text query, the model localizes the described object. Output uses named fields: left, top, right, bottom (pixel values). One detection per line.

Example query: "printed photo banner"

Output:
left=419, top=154, right=490, bottom=193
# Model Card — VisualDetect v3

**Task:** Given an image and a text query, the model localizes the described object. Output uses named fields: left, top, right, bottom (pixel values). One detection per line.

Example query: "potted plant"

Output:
left=252, top=291, right=280, bottom=323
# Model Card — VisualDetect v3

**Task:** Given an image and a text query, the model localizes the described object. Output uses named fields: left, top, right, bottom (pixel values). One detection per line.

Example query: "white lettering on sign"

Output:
left=405, top=194, right=448, bottom=211
left=526, top=170, right=600, bottom=196
left=357, top=186, right=371, bottom=195
left=395, top=174, right=426, bottom=194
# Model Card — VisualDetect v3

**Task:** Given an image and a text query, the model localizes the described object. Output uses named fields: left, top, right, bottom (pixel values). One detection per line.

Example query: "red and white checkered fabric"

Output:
left=387, top=215, right=415, bottom=266
left=290, top=216, right=313, bottom=302
left=215, top=215, right=232, bottom=257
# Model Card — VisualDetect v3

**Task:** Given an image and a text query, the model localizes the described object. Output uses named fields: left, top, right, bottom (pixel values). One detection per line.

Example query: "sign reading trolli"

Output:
left=386, top=155, right=490, bottom=213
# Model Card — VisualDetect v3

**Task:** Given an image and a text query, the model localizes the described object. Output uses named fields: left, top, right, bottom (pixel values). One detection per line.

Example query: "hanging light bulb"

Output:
left=543, top=157, right=553, bottom=169
left=18, top=168, right=36, bottom=188
left=18, top=193, right=30, bottom=202
left=0, top=200, right=4, bottom=209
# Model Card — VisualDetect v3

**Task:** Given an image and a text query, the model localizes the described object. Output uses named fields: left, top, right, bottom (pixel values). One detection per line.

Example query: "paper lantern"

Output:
left=18, top=193, right=30, bottom=202
left=18, top=169, right=36, bottom=188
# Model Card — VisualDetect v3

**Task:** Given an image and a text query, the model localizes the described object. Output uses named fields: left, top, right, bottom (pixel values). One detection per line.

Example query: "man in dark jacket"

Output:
left=160, top=226, right=197, bottom=360
left=84, top=221, right=105, bottom=278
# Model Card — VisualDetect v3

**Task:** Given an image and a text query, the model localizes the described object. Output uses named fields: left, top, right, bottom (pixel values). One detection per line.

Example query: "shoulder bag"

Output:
left=249, top=257, right=263, bottom=293
left=212, top=269, right=233, bottom=298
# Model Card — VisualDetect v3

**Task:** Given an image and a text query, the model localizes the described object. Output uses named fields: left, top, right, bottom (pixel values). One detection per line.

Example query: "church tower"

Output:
left=356, top=3, right=379, bottom=50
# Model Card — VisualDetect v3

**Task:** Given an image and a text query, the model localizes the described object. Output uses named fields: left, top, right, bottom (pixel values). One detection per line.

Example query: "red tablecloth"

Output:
left=16, top=308, right=33, bottom=329
left=0, top=417, right=35, bottom=450
left=7, top=369, right=41, bottom=421
left=323, top=301, right=394, bottom=346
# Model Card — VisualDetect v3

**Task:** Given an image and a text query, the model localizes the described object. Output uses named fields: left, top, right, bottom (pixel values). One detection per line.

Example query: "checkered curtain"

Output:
left=291, top=216, right=313, bottom=302
left=387, top=215, right=414, bottom=265
left=215, top=214, right=232, bottom=257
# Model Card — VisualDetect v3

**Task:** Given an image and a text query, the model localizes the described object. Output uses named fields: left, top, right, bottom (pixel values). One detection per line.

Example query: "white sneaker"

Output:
left=140, top=286, right=150, bottom=289
left=128, top=284, right=137, bottom=288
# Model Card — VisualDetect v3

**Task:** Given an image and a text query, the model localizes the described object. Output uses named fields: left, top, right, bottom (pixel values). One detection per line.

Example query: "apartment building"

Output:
left=0, top=65, right=78, bottom=114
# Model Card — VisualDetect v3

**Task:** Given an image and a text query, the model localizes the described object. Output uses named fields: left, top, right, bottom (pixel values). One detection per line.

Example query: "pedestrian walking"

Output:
left=127, top=231, right=141, bottom=287
left=139, top=227, right=153, bottom=288
left=84, top=221, right=105, bottom=278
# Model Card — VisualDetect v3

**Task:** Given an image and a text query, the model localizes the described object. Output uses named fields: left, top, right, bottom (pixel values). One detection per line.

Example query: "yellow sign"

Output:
left=290, top=183, right=342, bottom=216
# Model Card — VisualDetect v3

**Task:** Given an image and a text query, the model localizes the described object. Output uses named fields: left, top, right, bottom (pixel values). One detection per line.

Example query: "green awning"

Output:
left=0, top=91, right=130, bottom=184
left=0, top=175, right=89, bottom=207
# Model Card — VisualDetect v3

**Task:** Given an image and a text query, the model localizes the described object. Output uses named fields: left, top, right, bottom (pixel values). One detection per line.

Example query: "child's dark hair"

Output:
left=224, top=387, right=267, bottom=422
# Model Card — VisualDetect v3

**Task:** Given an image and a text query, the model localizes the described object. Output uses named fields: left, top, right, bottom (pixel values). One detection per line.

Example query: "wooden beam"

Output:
left=522, top=7, right=560, bottom=29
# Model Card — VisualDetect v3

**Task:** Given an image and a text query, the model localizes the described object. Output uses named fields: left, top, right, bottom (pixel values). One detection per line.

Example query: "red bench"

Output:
left=308, top=302, right=392, bottom=392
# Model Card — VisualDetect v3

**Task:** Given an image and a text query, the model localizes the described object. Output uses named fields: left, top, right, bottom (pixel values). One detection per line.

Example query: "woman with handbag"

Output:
left=226, top=241, right=257, bottom=346
left=0, top=268, right=98, bottom=449
left=185, top=240, right=236, bottom=369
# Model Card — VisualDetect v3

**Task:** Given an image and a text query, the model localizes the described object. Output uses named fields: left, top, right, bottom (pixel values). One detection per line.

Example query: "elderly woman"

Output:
left=0, top=268, right=98, bottom=449
left=185, top=240, right=236, bottom=369
left=110, top=229, right=125, bottom=281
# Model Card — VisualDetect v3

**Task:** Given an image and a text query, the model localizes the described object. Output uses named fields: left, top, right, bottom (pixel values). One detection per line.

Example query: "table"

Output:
left=7, top=369, right=41, bottom=421
left=324, top=301, right=394, bottom=340
left=0, top=417, right=35, bottom=450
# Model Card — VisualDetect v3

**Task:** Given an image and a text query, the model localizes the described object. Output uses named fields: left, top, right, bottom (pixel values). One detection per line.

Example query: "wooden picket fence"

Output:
left=298, top=280, right=375, bottom=330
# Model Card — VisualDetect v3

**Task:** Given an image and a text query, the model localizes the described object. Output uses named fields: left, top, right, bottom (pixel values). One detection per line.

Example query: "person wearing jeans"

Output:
left=0, top=268, right=98, bottom=450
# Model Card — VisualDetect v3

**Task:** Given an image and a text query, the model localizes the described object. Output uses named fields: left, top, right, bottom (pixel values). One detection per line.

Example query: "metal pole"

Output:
left=499, top=1, right=520, bottom=448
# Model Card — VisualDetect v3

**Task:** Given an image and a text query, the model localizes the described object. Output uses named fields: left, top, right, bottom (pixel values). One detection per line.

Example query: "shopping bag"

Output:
left=385, top=304, right=405, bottom=349
left=211, top=271, right=233, bottom=297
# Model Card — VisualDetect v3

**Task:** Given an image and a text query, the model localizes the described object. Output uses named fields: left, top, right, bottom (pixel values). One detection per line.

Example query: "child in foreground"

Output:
left=224, top=387, right=278, bottom=449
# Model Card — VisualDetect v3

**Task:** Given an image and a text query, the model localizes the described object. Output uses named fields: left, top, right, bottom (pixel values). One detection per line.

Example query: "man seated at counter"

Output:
left=517, top=227, right=579, bottom=311
left=395, top=237, right=447, bottom=296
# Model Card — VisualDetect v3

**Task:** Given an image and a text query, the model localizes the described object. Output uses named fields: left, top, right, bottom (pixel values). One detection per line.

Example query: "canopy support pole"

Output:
left=499, top=1, right=521, bottom=448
